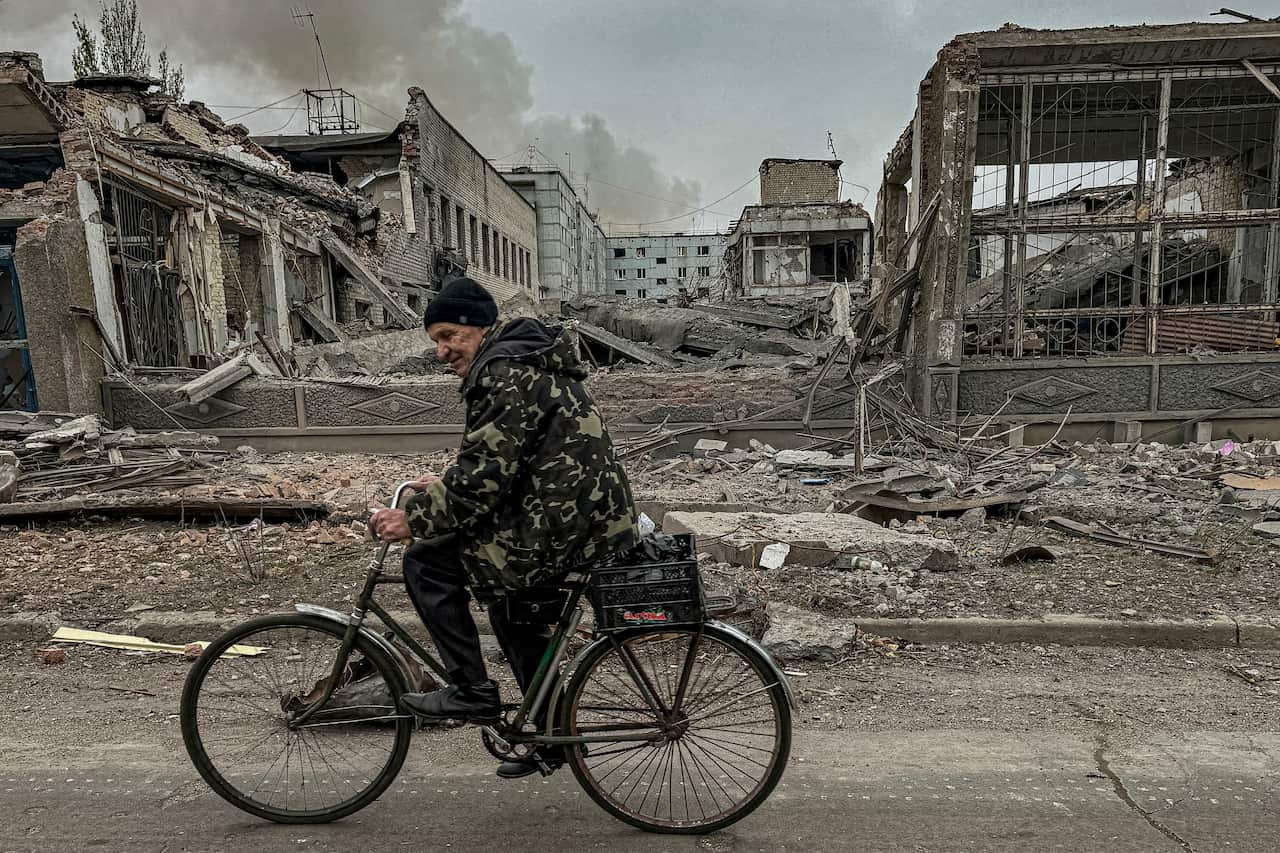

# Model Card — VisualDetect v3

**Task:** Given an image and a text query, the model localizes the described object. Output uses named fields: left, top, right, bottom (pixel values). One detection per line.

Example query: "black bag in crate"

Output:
left=589, top=533, right=706, bottom=631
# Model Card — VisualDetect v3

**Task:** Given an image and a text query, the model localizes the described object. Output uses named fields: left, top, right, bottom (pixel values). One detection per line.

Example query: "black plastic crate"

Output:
left=589, top=533, right=706, bottom=631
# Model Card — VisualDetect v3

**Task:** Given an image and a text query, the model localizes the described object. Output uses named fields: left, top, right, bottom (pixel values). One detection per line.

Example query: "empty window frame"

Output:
left=677, top=246, right=687, bottom=256
left=698, top=266, right=711, bottom=277
left=810, top=238, right=858, bottom=282
left=613, top=247, right=626, bottom=258
left=635, top=247, right=646, bottom=258
left=677, top=267, right=687, bottom=277
left=614, top=289, right=627, bottom=296
left=636, top=268, right=647, bottom=279
left=614, top=269, right=626, bottom=280
left=455, top=205, right=465, bottom=256
left=697, top=245, right=710, bottom=255
left=469, top=216, right=478, bottom=264
left=656, top=257, right=667, bottom=265
left=482, top=223, right=491, bottom=272
left=637, top=288, right=647, bottom=298
left=439, top=196, right=450, bottom=245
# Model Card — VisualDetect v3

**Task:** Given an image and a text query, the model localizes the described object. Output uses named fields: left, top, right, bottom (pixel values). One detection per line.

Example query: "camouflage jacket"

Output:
left=403, top=318, right=637, bottom=599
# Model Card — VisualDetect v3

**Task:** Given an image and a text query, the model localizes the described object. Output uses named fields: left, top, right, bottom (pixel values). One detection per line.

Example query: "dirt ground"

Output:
left=2, top=448, right=1277, bottom=626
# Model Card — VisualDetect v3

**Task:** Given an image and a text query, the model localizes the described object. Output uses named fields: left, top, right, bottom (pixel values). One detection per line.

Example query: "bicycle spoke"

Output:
left=185, top=619, right=409, bottom=820
left=567, top=628, right=787, bottom=830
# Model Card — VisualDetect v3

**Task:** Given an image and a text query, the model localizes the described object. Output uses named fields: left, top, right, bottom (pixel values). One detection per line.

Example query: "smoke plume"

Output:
left=2, top=0, right=701, bottom=228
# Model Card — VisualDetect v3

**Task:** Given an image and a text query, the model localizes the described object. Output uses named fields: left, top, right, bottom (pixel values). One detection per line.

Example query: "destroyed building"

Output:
left=875, top=21, right=1280, bottom=440
left=257, top=88, right=541, bottom=307
left=604, top=231, right=727, bottom=301
left=0, top=51, right=542, bottom=417
left=496, top=164, right=605, bottom=301
left=724, top=158, right=873, bottom=299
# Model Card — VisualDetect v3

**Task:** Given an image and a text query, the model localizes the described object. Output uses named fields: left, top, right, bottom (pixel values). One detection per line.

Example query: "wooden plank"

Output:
left=292, top=301, right=348, bottom=343
left=0, top=496, right=331, bottom=523
left=572, top=321, right=678, bottom=368
left=320, top=233, right=419, bottom=329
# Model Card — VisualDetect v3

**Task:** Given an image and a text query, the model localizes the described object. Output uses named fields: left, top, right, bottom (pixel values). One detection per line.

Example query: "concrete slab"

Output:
left=663, top=510, right=959, bottom=571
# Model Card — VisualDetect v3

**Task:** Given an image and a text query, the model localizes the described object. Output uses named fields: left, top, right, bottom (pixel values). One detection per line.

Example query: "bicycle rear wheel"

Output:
left=180, top=613, right=413, bottom=823
left=561, top=624, right=791, bottom=834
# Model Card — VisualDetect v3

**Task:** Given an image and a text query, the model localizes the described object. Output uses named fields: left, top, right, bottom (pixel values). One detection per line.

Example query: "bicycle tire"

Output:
left=560, top=623, right=791, bottom=834
left=180, top=613, right=413, bottom=823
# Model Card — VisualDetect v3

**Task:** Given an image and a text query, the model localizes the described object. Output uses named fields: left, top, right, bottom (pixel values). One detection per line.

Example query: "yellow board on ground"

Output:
left=50, top=627, right=266, bottom=657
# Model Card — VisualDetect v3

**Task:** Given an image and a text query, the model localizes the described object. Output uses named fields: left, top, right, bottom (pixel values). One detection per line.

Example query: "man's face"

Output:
left=427, top=322, right=488, bottom=377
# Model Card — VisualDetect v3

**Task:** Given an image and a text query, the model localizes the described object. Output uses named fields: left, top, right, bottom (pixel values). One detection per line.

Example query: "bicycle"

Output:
left=180, top=482, right=795, bottom=834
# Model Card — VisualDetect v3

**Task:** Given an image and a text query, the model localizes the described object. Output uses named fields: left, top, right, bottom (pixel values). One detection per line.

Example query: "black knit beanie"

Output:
left=423, top=277, right=498, bottom=328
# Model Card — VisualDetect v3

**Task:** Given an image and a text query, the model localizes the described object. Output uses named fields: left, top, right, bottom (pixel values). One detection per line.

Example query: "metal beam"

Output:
left=1242, top=59, right=1280, bottom=102
left=1147, top=75, right=1172, bottom=356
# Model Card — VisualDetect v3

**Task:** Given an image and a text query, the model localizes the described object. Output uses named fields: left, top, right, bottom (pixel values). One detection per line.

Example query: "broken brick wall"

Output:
left=759, top=160, right=841, bottom=205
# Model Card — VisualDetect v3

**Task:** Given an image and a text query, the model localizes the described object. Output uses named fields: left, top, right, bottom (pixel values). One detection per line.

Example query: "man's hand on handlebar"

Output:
left=368, top=508, right=412, bottom=543
left=410, top=472, right=440, bottom=490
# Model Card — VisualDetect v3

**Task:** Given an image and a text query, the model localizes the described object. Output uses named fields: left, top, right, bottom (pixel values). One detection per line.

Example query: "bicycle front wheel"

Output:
left=561, top=624, right=791, bottom=834
left=180, top=613, right=413, bottom=823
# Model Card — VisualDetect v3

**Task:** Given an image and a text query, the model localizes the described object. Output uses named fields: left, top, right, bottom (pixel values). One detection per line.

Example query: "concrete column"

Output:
left=261, top=219, right=292, bottom=352
left=12, top=217, right=106, bottom=413
left=199, top=210, right=228, bottom=351
left=74, top=178, right=126, bottom=361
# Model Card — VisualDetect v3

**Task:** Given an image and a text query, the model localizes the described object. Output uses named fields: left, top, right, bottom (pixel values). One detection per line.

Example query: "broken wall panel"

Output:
left=882, top=24, right=1280, bottom=423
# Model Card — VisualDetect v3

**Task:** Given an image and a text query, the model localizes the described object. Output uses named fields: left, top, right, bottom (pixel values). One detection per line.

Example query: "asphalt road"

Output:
left=2, top=726, right=1277, bottom=853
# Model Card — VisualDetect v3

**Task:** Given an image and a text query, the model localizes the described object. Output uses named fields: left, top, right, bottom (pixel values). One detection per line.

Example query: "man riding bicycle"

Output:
left=368, top=277, right=637, bottom=778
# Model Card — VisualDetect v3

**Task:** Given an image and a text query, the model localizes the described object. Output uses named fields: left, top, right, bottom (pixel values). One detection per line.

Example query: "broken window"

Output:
left=482, top=224, right=491, bottom=272
left=656, top=257, right=667, bottom=265
left=810, top=238, right=858, bottom=282
left=635, top=247, right=646, bottom=258
left=104, top=180, right=184, bottom=367
left=456, top=205, right=465, bottom=256
left=752, top=250, right=767, bottom=285
left=656, top=278, right=667, bottom=286
left=439, top=196, right=451, bottom=246
left=354, top=299, right=373, bottom=321
left=697, top=245, right=710, bottom=256
left=613, top=248, right=626, bottom=258
left=469, top=216, right=478, bottom=264
left=0, top=246, right=37, bottom=411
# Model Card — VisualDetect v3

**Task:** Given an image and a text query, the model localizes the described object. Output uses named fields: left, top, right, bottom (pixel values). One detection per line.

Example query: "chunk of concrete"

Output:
left=762, top=602, right=858, bottom=662
left=1253, top=521, right=1280, bottom=539
left=663, top=511, right=959, bottom=572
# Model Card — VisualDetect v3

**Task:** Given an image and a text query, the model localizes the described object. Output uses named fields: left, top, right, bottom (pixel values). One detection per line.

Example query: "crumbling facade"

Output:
left=497, top=164, right=601, bottom=300
left=874, top=22, right=1280, bottom=439
left=604, top=232, right=727, bottom=301
left=724, top=158, right=872, bottom=299
left=0, top=51, right=541, bottom=417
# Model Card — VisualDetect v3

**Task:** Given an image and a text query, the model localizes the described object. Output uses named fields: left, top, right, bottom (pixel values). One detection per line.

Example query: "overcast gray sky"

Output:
left=0, top=0, right=1249, bottom=231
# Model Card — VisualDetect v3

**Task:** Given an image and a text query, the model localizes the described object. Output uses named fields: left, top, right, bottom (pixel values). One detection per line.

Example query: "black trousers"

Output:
left=402, top=536, right=553, bottom=695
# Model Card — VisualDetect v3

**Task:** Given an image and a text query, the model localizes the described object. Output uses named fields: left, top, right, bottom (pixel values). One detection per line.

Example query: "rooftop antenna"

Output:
left=291, top=6, right=359, bottom=135
left=827, top=130, right=839, bottom=160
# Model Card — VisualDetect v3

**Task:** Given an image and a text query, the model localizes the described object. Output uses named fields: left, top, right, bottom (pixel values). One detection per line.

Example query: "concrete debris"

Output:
left=762, top=602, right=859, bottom=662
left=663, top=510, right=960, bottom=572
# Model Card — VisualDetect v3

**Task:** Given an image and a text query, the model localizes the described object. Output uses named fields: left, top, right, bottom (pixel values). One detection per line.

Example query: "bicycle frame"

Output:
left=292, top=481, right=794, bottom=745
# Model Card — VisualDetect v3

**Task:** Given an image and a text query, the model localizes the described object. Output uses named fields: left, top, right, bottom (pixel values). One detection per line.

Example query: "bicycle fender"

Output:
left=707, top=620, right=799, bottom=710
left=293, top=603, right=417, bottom=689
left=568, top=623, right=798, bottom=711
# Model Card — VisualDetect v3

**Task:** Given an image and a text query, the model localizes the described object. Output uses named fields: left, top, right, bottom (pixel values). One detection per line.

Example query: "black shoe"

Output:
left=496, top=746, right=566, bottom=780
left=401, top=681, right=501, bottom=723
